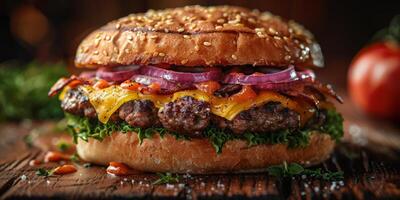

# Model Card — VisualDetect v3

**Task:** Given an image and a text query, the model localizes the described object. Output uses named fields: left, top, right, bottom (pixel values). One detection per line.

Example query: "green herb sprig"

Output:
left=267, top=162, right=344, bottom=181
left=36, top=168, right=54, bottom=177
left=152, top=172, right=180, bottom=185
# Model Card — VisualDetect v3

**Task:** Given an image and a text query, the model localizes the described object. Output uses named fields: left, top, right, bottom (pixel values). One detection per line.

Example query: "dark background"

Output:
left=0, top=0, right=399, bottom=87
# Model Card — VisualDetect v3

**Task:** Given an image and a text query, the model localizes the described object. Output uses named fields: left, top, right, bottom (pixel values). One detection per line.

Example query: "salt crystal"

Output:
left=20, top=175, right=27, bottom=181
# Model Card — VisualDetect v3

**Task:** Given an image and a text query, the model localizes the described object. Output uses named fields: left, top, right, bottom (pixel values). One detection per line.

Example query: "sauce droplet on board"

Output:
left=29, top=159, right=41, bottom=166
left=44, top=151, right=71, bottom=162
left=53, top=164, right=77, bottom=175
left=106, top=162, right=129, bottom=176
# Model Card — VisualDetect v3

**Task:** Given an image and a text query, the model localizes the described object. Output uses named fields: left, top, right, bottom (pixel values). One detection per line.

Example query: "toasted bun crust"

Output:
left=75, top=5, right=323, bottom=69
left=77, top=131, right=335, bottom=174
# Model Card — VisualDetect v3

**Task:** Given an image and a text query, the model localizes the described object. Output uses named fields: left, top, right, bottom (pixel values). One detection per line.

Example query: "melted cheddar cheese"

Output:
left=77, top=85, right=315, bottom=125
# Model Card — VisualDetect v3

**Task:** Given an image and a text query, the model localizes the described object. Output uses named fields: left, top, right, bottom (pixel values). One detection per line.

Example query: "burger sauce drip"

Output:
left=44, top=151, right=71, bottom=163
left=229, top=85, right=257, bottom=102
left=53, top=164, right=77, bottom=175
left=195, top=81, right=221, bottom=94
left=106, top=162, right=130, bottom=176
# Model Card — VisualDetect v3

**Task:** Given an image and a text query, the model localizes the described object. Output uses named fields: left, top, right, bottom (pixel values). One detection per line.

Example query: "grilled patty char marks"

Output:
left=61, top=88, right=97, bottom=118
left=212, top=102, right=300, bottom=134
left=158, top=96, right=211, bottom=137
left=119, top=100, right=160, bottom=128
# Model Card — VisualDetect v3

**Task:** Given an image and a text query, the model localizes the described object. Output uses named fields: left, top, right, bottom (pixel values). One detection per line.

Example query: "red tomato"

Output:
left=348, top=42, right=400, bottom=121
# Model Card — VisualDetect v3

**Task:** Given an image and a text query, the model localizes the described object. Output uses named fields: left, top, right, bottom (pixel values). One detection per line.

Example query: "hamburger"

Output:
left=49, top=5, right=343, bottom=174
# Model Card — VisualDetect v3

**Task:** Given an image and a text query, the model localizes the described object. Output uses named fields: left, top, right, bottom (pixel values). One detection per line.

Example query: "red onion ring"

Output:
left=130, top=75, right=193, bottom=93
left=254, top=79, right=305, bottom=91
left=140, top=65, right=221, bottom=83
left=79, top=71, right=96, bottom=79
left=96, top=65, right=140, bottom=83
left=222, top=66, right=298, bottom=85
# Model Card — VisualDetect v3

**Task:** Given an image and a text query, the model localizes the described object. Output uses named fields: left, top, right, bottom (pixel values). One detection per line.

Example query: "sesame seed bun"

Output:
left=75, top=5, right=323, bottom=69
left=76, top=131, right=335, bottom=174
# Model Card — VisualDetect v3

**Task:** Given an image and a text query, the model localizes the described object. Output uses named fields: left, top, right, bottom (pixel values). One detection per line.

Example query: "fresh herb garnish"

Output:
left=267, top=162, right=344, bottom=181
left=303, top=168, right=344, bottom=181
left=66, top=110, right=343, bottom=154
left=70, top=153, right=80, bottom=163
left=36, top=168, right=53, bottom=177
left=267, top=162, right=304, bottom=177
left=56, top=141, right=70, bottom=152
left=152, top=172, right=180, bottom=185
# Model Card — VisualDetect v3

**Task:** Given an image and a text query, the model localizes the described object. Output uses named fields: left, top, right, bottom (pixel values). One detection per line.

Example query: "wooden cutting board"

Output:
left=0, top=118, right=399, bottom=200
left=1, top=85, right=400, bottom=199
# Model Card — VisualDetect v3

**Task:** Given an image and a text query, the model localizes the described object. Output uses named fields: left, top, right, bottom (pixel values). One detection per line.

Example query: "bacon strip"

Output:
left=310, top=81, right=343, bottom=104
left=278, top=80, right=343, bottom=107
left=48, top=75, right=78, bottom=97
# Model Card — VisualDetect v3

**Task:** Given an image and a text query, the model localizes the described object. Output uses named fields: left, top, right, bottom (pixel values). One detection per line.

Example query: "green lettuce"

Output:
left=66, top=110, right=343, bottom=154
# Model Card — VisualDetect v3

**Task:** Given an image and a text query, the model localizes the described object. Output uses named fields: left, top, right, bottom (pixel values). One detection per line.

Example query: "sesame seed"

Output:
left=256, top=32, right=266, bottom=38
left=124, top=48, right=130, bottom=53
left=217, top=19, right=225, bottom=23
left=284, top=55, right=291, bottom=61
left=105, top=35, right=111, bottom=41
left=203, top=42, right=211, bottom=46
left=164, top=29, right=169, bottom=33
left=215, top=26, right=223, bottom=30
left=115, top=23, right=121, bottom=29
left=181, top=59, right=188, bottom=64
left=255, top=28, right=265, bottom=32
left=94, top=50, right=99, bottom=55
left=231, top=54, right=237, bottom=60
left=102, top=51, right=108, bottom=56
left=189, top=24, right=196, bottom=30
left=194, top=46, right=200, bottom=51
left=183, top=35, right=190, bottom=39
left=268, top=27, right=277, bottom=34
left=127, top=35, right=133, bottom=41
left=177, top=28, right=184, bottom=32
left=274, top=36, right=282, bottom=40
left=248, top=18, right=256, bottom=23
left=149, top=35, right=158, bottom=39
left=94, top=39, right=100, bottom=46
left=158, top=52, right=165, bottom=57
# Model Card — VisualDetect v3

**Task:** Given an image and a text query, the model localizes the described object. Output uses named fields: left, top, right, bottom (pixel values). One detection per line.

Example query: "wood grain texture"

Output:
left=0, top=121, right=399, bottom=200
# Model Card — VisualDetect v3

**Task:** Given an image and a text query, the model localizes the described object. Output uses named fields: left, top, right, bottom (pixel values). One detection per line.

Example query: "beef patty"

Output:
left=212, top=102, right=300, bottom=134
left=158, top=96, right=211, bottom=136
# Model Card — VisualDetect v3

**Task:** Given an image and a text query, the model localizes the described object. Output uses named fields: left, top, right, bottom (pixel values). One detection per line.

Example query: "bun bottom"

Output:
left=77, top=131, right=335, bottom=174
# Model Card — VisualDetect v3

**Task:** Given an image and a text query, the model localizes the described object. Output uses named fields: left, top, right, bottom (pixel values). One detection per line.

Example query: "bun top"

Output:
left=75, top=5, right=323, bottom=69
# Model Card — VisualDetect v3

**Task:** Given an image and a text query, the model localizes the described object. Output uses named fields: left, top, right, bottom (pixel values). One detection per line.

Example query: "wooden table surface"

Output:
left=1, top=62, right=400, bottom=199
